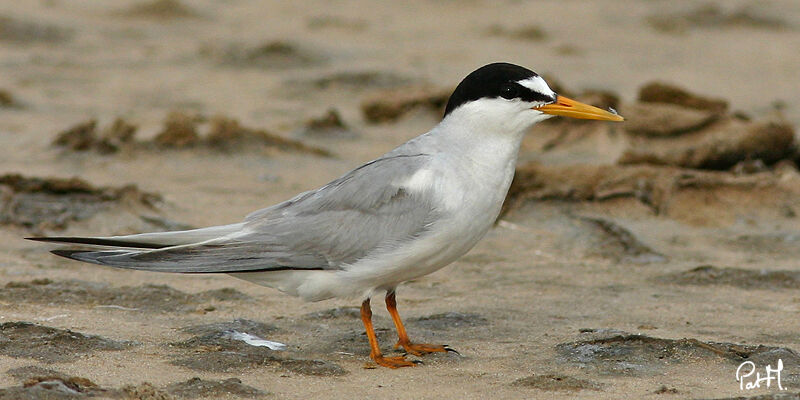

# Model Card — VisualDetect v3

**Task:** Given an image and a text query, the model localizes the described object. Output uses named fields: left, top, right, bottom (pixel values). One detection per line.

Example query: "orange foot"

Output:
left=370, top=354, right=419, bottom=368
left=395, top=341, right=457, bottom=357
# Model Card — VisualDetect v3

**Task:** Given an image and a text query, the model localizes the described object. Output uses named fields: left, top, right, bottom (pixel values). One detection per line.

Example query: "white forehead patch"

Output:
left=518, top=76, right=555, bottom=97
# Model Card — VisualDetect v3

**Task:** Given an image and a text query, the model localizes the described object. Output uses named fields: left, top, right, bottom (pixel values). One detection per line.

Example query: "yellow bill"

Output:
left=534, top=95, right=624, bottom=121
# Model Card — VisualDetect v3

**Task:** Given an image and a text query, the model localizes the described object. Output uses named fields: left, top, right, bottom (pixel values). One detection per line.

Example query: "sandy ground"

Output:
left=2, top=1, right=800, bottom=399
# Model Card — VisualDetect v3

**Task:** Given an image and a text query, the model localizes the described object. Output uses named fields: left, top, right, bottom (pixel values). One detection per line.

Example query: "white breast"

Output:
left=327, top=133, right=520, bottom=298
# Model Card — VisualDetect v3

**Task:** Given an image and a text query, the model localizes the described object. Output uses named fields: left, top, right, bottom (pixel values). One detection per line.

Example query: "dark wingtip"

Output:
left=50, top=249, right=87, bottom=260
left=24, top=236, right=167, bottom=249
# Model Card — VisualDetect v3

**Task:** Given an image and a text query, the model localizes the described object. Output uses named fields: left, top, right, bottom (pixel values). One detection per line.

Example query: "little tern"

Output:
left=29, top=62, right=624, bottom=368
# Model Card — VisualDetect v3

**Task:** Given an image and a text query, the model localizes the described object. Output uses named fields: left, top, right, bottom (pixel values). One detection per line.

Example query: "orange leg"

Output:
left=360, top=298, right=417, bottom=368
left=385, top=291, right=453, bottom=356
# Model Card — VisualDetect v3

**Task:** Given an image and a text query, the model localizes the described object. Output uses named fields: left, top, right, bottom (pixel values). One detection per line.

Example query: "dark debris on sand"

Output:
left=361, top=85, right=451, bottom=123
left=165, top=377, right=267, bottom=399
left=0, top=279, right=250, bottom=312
left=116, top=0, right=200, bottom=20
left=202, top=40, right=325, bottom=69
left=295, top=108, right=359, bottom=139
left=579, top=217, right=666, bottom=264
left=0, top=380, right=100, bottom=399
left=54, top=119, right=99, bottom=151
left=2, top=366, right=267, bottom=400
left=0, top=322, right=132, bottom=363
left=153, top=112, right=200, bottom=148
left=654, top=385, right=679, bottom=394
left=206, top=115, right=332, bottom=156
left=169, top=343, right=348, bottom=377
left=54, top=118, right=138, bottom=154
left=306, top=15, right=369, bottom=32
left=0, top=88, right=21, bottom=108
left=302, top=70, right=414, bottom=91
left=119, top=383, right=174, bottom=400
left=558, top=331, right=800, bottom=376
left=511, top=374, right=602, bottom=392
left=0, top=174, right=160, bottom=232
left=179, top=319, right=278, bottom=337
left=646, top=3, right=792, bottom=34
left=638, top=81, right=728, bottom=114
left=54, top=113, right=331, bottom=156
left=502, top=162, right=800, bottom=224
left=728, top=231, right=800, bottom=256
left=303, top=306, right=361, bottom=320
left=170, top=319, right=347, bottom=376
left=3, top=366, right=108, bottom=399
left=485, top=24, right=548, bottom=41
left=409, top=312, right=488, bottom=330
left=0, top=15, right=73, bottom=44
left=622, top=102, right=719, bottom=137
left=658, top=265, right=800, bottom=290
left=619, top=118, right=796, bottom=170
left=619, top=82, right=796, bottom=170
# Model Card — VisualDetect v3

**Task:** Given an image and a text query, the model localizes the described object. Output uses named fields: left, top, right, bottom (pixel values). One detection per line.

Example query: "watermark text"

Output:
left=736, top=359, right=786, bottom=391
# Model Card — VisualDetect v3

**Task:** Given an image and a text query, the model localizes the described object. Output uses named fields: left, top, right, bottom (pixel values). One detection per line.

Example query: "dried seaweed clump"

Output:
left=486, top=24, right=548, bottom=41
left=153, top=111, right=201, bottom=148
left=502, top=162, right=800, bottom=226
left=203, top=40, right=325, bottom=69
left=53, top=112, right=331, bottom=156
left=0, top=15, right=73, bottom=43
left=304, top=70, right=413, bottom=91
left=638, top=81, right=728, bottom=114
left=206, top=116, right=332, bottom=156
left=361, top=85, right=451, bottom=123
left=118, top=0, right=200, bottom=19
left=0, top=174, right=160, bottom=231
left=53, top=118, right=138, bottom=154
left=647, top=3, right=791, bottom=34
left=296, top=108, right=358, bottom=139
left=557, top=331, right=800, bottom=374
left=0, top=88, right=21, bottom=108
left=0, top=322, right=131, bottom=362
left=618, top=82, right=796, bottom=170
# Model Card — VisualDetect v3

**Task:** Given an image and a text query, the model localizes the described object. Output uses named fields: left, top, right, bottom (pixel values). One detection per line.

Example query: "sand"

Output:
left=2, top=1, right=800, bottom=399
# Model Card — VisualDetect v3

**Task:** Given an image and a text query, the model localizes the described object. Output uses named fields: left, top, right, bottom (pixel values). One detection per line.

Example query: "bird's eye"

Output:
left=500, top=84, right=518, bottom=100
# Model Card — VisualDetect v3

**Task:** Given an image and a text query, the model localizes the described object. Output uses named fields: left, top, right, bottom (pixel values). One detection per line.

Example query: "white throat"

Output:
left=430, top=98, right=550, bottom=169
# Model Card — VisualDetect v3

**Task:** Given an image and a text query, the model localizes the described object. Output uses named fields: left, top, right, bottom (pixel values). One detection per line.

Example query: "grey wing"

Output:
left=242, top=153, right=440, bottom=267
left=50, top=154, right=440, bottom=273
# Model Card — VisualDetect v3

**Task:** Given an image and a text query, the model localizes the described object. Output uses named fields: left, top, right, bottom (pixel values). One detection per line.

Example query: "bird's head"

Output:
left=442, top=62, right=623, bottom=136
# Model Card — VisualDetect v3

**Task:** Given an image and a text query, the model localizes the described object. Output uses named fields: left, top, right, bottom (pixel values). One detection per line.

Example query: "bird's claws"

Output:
left=395, top=341, right=454, bottom=356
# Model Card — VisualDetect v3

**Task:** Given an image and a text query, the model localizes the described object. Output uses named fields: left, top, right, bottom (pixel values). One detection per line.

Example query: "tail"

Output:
left=26, top=223, right=244, bottom=249
left=26, top=223, right=251, bottom=272
left=26, top=222, right=324, bottom=274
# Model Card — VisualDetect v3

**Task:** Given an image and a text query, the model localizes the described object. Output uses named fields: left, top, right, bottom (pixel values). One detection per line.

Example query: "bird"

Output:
left=28, top=62, right=624, bottom=368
